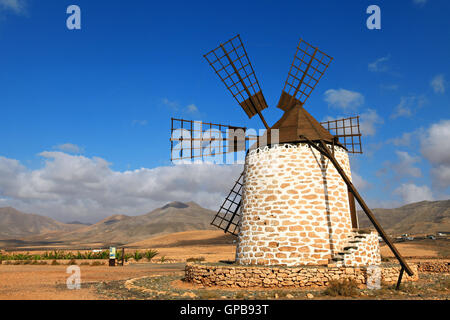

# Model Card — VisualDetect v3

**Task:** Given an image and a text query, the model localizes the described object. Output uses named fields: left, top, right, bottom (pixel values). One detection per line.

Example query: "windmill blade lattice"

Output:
left=170, top=118, right=257, bottom=161
left=211, top=171, right=244, bottom=236
left=320, top=116, right=363, bottom=154
left=204, top=35, right=269, bottom=119
left=277, top=39, right=333, bottom=111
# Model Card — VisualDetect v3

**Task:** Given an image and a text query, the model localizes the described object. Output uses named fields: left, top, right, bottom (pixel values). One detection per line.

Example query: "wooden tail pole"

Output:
left=300, top=136, right=414, bottom=277
left=396, top=267, right=405, bottom=290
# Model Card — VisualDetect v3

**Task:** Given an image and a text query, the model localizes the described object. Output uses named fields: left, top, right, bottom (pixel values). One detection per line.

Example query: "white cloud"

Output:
left=132, top=120, right=148, bottom=126
left=430, top=74, right=446, bottom=94
left=186, top=104, right=199, bottom=113
left=162, top=98, right=200, bottom=114
left=360, top=109, right=383, bottom=136
left=388, top=132, right=414, bottom=147
left=420, top=119, right=450, bottom=188
left=390, top=95, right=427, bottom=119
left=380, top=84, right=399, bottom=91
left=352, top=172, right=370, bottom=190
left=392, top=151, right=422, bottom=178
left=413, top=0, right=427, bottom=6
left=0, top=152, right=243, bottom=223
left=368, top=55, right=390, bottom=73
left=0, top=0, right=26, bottom=14
left=161, top=97, right=179, bottom=110
left=324, top=89, right=364, bottom=111
left=377, top=150, right=422, bottom=182
left=53, top=143, right=83, bottom=154
left=421, top=120, right=450, bottom=165
left=394, top=183, right=433, bottom=204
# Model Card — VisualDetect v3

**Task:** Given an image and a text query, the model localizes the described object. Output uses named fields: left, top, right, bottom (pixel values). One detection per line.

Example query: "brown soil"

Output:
left=1, top=230, right=448, bottom=300
left=0, top=263, right=184, bottom=300
left=126, top=230, right=236, bottom=262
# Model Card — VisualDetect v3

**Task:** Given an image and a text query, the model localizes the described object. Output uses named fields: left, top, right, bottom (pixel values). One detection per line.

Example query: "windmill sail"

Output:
left=211, top=171, right=244, bottom=236
left=320, top=116, right=363, bottom=154
left=204, top=35, right=269, bottom=120
left=277, top=39, right=333, bottom=111
left=170, top=118, right=257, bottom=161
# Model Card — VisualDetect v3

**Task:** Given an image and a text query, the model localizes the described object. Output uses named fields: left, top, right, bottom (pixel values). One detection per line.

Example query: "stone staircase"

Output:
left=330, top=229, right=380, bottom=267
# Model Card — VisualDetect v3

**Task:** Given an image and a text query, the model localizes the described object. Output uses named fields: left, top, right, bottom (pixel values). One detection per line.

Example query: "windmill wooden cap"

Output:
left=261, top=105, right=342, bottom=146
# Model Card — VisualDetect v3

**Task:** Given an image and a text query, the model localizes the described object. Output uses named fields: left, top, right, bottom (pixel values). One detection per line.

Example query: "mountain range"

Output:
left=0, top=201, right=217, bottom=247
left=357, top=199, right=450, bottom=235
left=0, top=199, right=449, bottom=248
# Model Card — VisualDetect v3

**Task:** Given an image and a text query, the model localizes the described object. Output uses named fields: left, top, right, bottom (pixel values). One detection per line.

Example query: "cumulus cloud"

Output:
left=388, top=132, right=414, bottom=147
left=377, top=150, right=422, bottom=182
left=420, top=119, right=450, bottom=188
left=53, top=143, right=83, bottom=154
left=413, top=0, right=427, bottom=6
left=380, top=84, right=399, bottom=91
left=0, top=152, right=243, bottom=223
left=186, top=104, right=199, bottom=113
left=132, top=120, right=148, bottom=126
left=368, top=55, right=390, bottom=73
left=324, top=89, right=364, bottom=111
left=394, top=183, right=433, bottom=204
left=393, top=151, right=422, bottom=178
left=161, top=97, right=179, bottom=109
left=162, top=98, right=200, bottom=115
left=360, top=109, right=383, bottom=136
left=0, top=0, right=26, bottom=14
left=390, top=95, right=427, bottom=119
left=352, top=172, right=370, bottom=190
left=430, top=74, right=446, bottom=94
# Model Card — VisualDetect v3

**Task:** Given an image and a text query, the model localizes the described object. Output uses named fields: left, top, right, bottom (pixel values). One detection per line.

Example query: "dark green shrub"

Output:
left=133, top=251, right=143, bottom=261
left=144, top=249, right=159, bottom=261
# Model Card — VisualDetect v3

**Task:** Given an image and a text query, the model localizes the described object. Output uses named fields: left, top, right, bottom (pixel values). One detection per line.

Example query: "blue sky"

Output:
left=0, top=0, right=449, bottom=222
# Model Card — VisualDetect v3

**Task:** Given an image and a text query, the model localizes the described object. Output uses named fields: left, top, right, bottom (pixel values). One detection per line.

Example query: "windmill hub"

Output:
left=236, top=143, right=354, bottom=266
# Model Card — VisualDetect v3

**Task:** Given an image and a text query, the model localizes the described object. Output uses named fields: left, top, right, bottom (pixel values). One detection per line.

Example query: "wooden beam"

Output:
left=300, top=136, right=414, bottom=276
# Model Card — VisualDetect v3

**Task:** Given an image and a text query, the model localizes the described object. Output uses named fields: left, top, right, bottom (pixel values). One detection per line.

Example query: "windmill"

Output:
left=170, top=35, right=413, bottom=285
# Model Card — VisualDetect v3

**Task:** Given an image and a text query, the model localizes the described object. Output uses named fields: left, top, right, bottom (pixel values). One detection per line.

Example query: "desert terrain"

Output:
left=0, top=200, right=449, bottom=300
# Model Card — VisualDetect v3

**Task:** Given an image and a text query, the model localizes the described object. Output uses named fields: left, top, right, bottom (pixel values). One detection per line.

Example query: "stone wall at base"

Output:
left=417, top=261, right=450, bottom=273
left=185, top=263, right=419, bottom=288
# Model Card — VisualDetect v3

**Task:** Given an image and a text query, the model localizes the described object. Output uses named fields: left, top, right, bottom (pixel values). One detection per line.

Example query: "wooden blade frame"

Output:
left=170, top=118, right=257, bottom=162
left=211, top=171, right=244, bottom=236
left=277, top=39, right=333, bottom=111
left=204, top=35, right=269, bottom=129
left=321, top=116, right=363, bottom=154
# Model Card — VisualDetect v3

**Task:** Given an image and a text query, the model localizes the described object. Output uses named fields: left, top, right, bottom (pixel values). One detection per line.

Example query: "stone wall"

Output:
left=185, top=263, right=419, bottom=288
left=236, top=143, right=354, bottom=266
left=417, top=261, right=450, bottom=273
left=340, top=231, right=381, bottom=267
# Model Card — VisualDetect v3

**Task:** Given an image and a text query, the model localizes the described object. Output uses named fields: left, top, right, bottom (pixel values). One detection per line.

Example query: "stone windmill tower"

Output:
left=170, top=35, right=413, bottom=280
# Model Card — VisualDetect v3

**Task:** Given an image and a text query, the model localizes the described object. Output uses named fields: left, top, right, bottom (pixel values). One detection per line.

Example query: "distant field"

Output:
left=381, top=238, right=450, bottom=259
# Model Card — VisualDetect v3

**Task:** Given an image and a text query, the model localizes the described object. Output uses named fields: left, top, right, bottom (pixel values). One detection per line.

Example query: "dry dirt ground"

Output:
left=0, top=263, right=184, bottom=300
left=0, top=230, right=448, bottom=300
